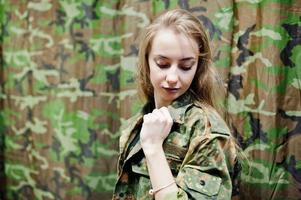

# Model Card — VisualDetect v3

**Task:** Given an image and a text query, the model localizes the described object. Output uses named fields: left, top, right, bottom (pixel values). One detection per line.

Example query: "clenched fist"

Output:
left=140, top=107, right=173, bottom=155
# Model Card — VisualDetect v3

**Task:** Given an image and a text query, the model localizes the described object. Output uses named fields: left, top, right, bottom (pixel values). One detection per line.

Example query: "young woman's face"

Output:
left=148, top=28, right=199, bottom=108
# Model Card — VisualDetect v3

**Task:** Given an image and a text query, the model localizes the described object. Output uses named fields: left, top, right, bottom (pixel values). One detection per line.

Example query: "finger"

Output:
left=158, top=108, right=173, bottom=136
left=159, top=107, right=173, bottom=123
left=143, top=113, right=151, bottom=122
left=152, top=108, right=161, bottom=116
left=152, top=109, right=164, bottom=121
left=159, top=107, right=173, bottom=134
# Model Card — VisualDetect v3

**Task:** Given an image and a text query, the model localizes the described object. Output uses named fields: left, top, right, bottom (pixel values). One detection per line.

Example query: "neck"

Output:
left=154, top=98, right=170, bottom=109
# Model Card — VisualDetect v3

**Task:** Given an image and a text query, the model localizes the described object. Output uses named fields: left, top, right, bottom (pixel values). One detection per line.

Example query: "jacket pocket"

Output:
left=182, top=167, right=222, bottom=198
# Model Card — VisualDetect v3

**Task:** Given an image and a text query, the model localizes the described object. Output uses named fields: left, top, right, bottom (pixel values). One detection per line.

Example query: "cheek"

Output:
left=149, top=65, right=158, bottom=86
left=184, top=71, right=197, bottom=87
left=149, top=64, right=163, bottom=84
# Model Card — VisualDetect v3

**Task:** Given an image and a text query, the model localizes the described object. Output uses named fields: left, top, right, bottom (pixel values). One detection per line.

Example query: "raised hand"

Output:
left=140, top=107, right=173, bottom=155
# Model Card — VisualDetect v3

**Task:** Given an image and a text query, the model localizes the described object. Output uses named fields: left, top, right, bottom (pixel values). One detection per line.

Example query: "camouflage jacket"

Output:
left=112, top=94, right=238, bottom=200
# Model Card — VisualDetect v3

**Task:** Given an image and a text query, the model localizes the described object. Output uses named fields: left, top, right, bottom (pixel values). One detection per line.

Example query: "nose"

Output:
left=166, top=69, right=178, bottom=85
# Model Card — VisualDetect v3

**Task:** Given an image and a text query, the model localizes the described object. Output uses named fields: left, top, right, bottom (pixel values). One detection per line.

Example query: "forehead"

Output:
left=149, top=28, right=199, bottom=59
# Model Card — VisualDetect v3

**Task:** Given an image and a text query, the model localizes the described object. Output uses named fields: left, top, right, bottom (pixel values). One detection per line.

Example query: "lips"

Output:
left=163, top=87, right=179, bottom=93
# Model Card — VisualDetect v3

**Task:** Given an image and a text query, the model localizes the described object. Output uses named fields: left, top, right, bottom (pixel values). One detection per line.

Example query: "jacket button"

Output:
left=200, top=180, right=205, bottom=186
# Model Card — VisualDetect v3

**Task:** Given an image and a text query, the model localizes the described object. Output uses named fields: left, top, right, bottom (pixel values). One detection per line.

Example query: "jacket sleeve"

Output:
left=163, top=108, right=236, bottom=200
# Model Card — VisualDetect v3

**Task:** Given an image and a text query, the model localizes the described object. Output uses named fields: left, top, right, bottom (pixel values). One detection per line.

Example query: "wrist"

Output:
left=141, top=143, right=164, bottom=157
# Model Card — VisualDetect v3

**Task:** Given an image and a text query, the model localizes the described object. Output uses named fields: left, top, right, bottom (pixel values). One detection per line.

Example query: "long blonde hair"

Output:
left=137, top=9, right=219, bottom=108
left=136, top=9, right=250, bottom=173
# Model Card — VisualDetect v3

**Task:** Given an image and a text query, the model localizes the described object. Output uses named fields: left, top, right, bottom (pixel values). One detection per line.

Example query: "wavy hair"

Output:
left=137, top=9, right=219, bottom=108
left=137, top=8, right=250, bottom=177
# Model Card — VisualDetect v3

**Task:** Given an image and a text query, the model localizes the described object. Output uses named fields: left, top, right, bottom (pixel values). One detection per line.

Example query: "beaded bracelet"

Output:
left=149, top=181, right=176, bottom=196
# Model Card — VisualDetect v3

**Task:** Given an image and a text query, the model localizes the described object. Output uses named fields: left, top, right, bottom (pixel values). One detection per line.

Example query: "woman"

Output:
left=113, top=9, right=239, bottom=200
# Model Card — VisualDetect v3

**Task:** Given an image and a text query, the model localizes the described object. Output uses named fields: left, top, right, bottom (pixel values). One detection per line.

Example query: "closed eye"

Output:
left=180, top=65, right=192, bottom=71
left=156, top=63, right=170, bottom=69
left=179, top=60, right=196, bottom=71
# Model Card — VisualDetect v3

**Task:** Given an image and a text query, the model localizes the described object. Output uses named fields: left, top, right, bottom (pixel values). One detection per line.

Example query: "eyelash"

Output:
left=156, top=63, right=192, bottom=71
left=180, top=66, right=192, bottom=71
left=157, top=64, right=169, bottom=69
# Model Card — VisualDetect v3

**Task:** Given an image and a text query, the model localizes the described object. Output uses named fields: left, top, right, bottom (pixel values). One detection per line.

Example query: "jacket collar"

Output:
left=168, top=92, right=194, bottom=124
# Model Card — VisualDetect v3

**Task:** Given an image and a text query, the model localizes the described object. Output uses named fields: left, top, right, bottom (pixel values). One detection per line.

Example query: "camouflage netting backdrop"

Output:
left=0, top=0, right=300, bottom=199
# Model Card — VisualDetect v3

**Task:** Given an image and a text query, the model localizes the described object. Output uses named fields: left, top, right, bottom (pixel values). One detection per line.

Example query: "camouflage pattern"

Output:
left=0, top=0, right=300, bottom=200
left=113, top=93, right=238, bottom=200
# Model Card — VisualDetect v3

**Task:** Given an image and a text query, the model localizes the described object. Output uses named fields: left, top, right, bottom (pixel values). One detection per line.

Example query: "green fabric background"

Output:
left=0, top=0, right=300, bottom=199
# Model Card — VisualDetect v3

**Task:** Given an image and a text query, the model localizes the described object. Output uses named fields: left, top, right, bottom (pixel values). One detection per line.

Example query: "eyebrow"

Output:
left=155, top=55, right=196, bottom=61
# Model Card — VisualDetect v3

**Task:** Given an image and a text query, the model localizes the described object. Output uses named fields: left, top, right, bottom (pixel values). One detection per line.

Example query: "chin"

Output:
left=164, top=96, right=178, bottom=103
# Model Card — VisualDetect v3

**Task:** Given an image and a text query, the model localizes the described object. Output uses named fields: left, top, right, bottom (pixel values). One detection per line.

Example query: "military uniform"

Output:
left=112, top=93, right=238, bottom=200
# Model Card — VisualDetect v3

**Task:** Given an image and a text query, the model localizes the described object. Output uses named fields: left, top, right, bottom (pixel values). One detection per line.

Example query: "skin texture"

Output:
left=140, top=28, right=199, bottom=199
left=148, top=28, right=199, bottom=108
